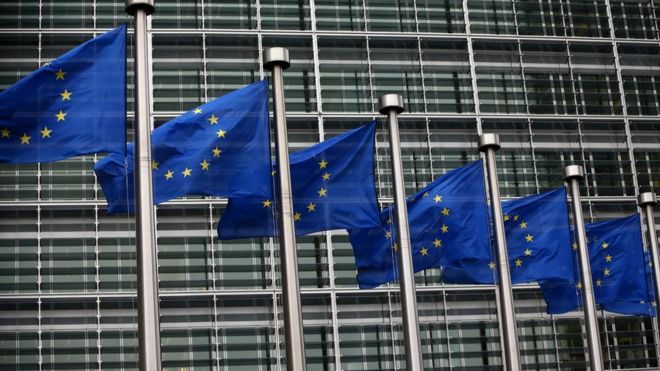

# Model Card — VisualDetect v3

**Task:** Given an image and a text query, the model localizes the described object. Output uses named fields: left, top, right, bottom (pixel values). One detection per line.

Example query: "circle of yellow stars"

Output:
left=410, top=191, right=450, bottom=258
left=288, top=158, right=332, bottom=224
left=503, top=213, right=536, bottom=270
left=154, top=106, right=229, bottom=183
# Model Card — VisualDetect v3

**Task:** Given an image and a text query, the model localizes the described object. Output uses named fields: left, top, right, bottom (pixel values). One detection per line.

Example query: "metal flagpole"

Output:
left=379, top=94, right=423, bottom=371
left=477, top=134, right=521, bottom=371
left=564, top=165, right=604, bottom=371
left=638, top=192, right=660, bottom=350
left=124, top=1, right=161, bottom=370
left=263, top=47, right=307, bottom=371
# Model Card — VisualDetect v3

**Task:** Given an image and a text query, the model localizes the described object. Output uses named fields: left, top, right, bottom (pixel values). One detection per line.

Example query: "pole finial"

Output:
left=379, top=94, right=404, bottom=114
left=263, top=47, right=290, bottom=70
left=125, top=0, right=155, bottom=15
left=564, top=165, right=584, bottom=181
left=639, top=192, right=657, bottom=206
left=478, top=133, right=500, bottom=152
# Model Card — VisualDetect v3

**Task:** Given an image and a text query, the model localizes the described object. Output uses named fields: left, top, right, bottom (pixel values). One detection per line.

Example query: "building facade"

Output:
left=1, top=0, right=660, bottom=369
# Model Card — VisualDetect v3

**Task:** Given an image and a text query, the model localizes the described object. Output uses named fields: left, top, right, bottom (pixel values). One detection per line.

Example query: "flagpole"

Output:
left=379, top=94, right=423, bottom=371
left=477, top=134, right=521, bottom=371
left=125, top=1, right=161, bottom=370
left=638, top=193, right=660, bottom=342
left=125, top=2, right=161, bottom=370
left=564, top=165, right=604, bottom=371
left=263, top=47, right=307, bottom=371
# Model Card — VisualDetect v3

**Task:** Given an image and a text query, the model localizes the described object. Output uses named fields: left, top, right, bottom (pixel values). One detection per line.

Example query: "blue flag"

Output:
left=540, top=214, right=650, bottom=315
left=443, top=188, right=576, bottom=286
left=0, top=26, right=126, bottom=163
left=601, top=252, right=656, bottom=317
left=94, top=80, right=271, bottom=213
left=503, top=188, right=575, bottom=284
left=350, top=160, right=493, bottom=289
left=217, top=121, right=380, bottom=238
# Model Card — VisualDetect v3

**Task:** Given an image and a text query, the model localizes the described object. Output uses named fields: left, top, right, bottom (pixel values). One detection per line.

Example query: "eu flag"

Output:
left=0, top=26, right=126, bottom=163
left=350, top=160, right=493, bottom=289
left=217, top=121, right=380, bottom=238
left=503, top=188, right=575, bottom=284
left=601, top=252, right=656, bottom=316
left=94, top=80, right=271, bottom=213
left=540, top=214, right=650, bottom=315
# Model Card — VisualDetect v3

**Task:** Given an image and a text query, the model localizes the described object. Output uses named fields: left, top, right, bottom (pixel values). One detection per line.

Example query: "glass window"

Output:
left=421, top=39, right=474, bottom=114
left=565, top=0, right=610, bottom=38
left=205, top=0, right=257, bottom=29
left=331, top=234, right=359, bottom=288
left=41, top=1, right=94, bottom=29
left=555, top=317, right=587, bottom=369
left=416, top=0, right=465, bottom=33
left=0, top=1, right=39, bottom=28
left=152, top=0, right=200, bottom=29
left=468, top=0, right=516, bottom=35
left=365, top=0, right=417, bottom=32
left=261, top=0, right=311, bottom=30
left=631, top=120, right=660, bottom=194
left=428, top=119, right=479, bottom=177
left=318, top=37, right=372, bottom=113
left=100, top=329, right=138, bottom=370
left=205, top=35, right=260, bottom=100
left=0, top=209, right=38, bottom=293
left=515, top=0, right=566, bottom=37
left=97, top=0, right=130, bottom=28
left=530, top=120, right=582, bottom=193
left=611, top=0, right=657, bottom=39
left=0, top=301, right=39, bottom=368
left=315, top=0, right=365, bottom=31
left=475, top=41, right=526, bottom=114
left=570, top=43, right=622, bottom=115
left=619, top=44, right=660, bottom=116
left=581, top=120, right=633, bottom=197
left=298, top=236, right=330, bottom=288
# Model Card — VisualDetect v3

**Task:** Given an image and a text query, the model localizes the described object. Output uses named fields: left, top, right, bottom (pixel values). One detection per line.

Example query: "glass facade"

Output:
left=1, top=0, right=660, bottom=369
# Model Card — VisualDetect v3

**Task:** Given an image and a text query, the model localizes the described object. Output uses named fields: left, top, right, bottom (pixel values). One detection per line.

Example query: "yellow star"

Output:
left=503, top=214, right=510, bottom=221
left=151, top=160, right=159, bottom=170
left=182, top=168, right=192, bottom=177
left=519, top=221, right=527, bottom=229
left=653, top=302, right=657, bottom=307
left=525, top=234, right=533, bottom=243
left=385, top=231, right=392, bottom=239
left=55, top=110, right=67, bottom=122
left=420, top=247, right=428, bottom=256
left=386, top=218, right=392, bottom=225
left=640, top=300, right=646, bottom=304
left=572, top=242, right=578, bottom=250
left=263, top=200, right=272, bottom=208
left=294, top=212, right=301, bottom=221
left=433, top=239, right=442, bottom=248
left=392, top=243, right=398, bottom=252
left=216, top=129, right=226, bottom=138
left=164, top=170, right=174, bottom=180
left=200, top=160, right=210, bottom=170
left=318, top=159, right=328, bottom=169
left=514, top=259, right=522, bottom=267
left=488, top=261, right=496, bottom=270
left=60, top=89, right=72, bottom=101
left=441, top=208, right=450, bottom=216
left=307, top=202, right=316, bottom=212
left=604, top=268, right=610, bottom=276
left=1, top=128, right=9, bottom=138
left=524, top=248, right=532, bottom=256
left=193, top=108, right=202, bottom=114
left=605, top=254, right=612, bottom=262
left=271, top=170, right=276, bottom=176
left=212, top=147, right=221, bottom=157
left=434, top=195, right=442, bottom=203
left=55, top=68, right=65, bottom=80
left=596, top=279, right=602, bottom=287
left=601, top=242, right=609, bottom=249
left=208, top=114, right=219, bottom=125
left=318, top=188, right=327, bottom=197
left=513, top=215, right=519, bottom=221
left=19, top=133, right=30, bottom=144
left=423, top=192, right=429, bottom=197
left=441, top=224, right=449, bottom=233
left=322, top=172, right=331, bottom=181
left=576, top=282, right=583, bottom=289
left=40, top=126, right=52, bottom=138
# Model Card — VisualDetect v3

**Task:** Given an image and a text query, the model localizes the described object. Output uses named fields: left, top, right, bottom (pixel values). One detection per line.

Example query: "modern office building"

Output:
left=1, top=0, right=660, bottom=369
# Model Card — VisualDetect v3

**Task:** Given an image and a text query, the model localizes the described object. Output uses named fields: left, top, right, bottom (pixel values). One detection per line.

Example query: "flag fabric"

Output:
left=349, top=160, right=493, bottom=289
left=443, top=188, right=576, bottom=286
left=94, top=80, right=271, bottom=214
left=540, top=214, right=650, bottom=315
left=503, top=188, right=575, bottom=284
left=217, top=121, right=380, bottom=238
left=601, top=251, right=656, bottom=317
left=0, top=26, right=126, bottom=163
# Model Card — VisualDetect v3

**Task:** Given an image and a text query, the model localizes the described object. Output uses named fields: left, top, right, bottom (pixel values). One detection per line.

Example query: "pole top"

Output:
left=263, top=47, right=290, bottom=70
left=378, top=94, right=404, bottom=114
left=125, top=0, right=155, bottom=15
left=639, top=192, right=657, bottom=206
left=564, top=165, right=584, bottom=180
left=477, top=133, right=501, bottom=152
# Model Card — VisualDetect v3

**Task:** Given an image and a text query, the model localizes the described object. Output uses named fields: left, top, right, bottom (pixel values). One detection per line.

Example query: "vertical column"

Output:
left=124, top=1, right=161, bottom=370
left=379, top=94, right=423, bottom=371
left=477, top=133, right=521, bottom=371
left=564, top=165, right=604, bottom=371
left=263, top=47, right=307, bottom=371
left=638, top=192, right=660, bottom=358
